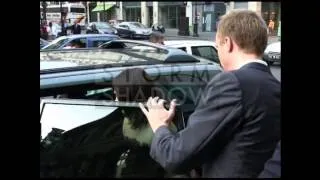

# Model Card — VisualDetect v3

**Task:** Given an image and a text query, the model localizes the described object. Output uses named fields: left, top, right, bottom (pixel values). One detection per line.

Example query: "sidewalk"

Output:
left=165, top=28, right=279, bottom=44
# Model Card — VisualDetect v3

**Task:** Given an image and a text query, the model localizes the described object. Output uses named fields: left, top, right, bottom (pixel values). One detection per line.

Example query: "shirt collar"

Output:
left=239, top=59, right=268, bottom=68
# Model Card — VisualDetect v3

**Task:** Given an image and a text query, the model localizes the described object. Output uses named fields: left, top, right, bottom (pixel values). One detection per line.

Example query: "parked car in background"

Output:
left=115, top=22, right=152, bottom=39
left=109, top=19, right=124, bottom=27
left=41, top=34, right=120, bottom=50
left=164, top=40, right=219, bottom=64
left=40, top=38, right=49, bottom=49
left=263, top=41, right=281, bottom=65
left=86, top=22, right=118, bottom=35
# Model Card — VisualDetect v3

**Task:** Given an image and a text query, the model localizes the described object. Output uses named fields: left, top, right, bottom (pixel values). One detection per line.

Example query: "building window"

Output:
left=125, top=8, right=141, bottom=22
left=234, top=2, right=248, bottom=9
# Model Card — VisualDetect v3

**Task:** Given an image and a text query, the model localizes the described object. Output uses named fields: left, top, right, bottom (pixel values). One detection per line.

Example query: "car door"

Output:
left=40, top=99, right=186, bottom=177
left=191, top=45, right=219, bottom=64
left=116, top=25, right=133, bottom=37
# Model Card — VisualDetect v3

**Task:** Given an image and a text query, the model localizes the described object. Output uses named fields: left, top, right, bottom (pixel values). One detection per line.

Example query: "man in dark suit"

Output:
left=259, top=141, right=281, bottom=178
left=139, top=10, right=281, bottom=178
left=70, top=19, right=82, bottom=35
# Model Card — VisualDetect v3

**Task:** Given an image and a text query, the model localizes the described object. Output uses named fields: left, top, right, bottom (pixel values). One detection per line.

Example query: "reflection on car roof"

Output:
left=65, top=34, right=119, bottom=38
left=164, top=40, right=217, bottom=47
left=40, top=49, right=151, bottom=68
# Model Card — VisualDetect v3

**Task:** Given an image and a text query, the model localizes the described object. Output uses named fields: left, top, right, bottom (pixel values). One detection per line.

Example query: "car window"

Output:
left=130, top=22, right=146, bottom=28
left=119, top=25, right=129, bottom=29
left=40, top=102, right=118, bottom=139
left=95, top=22, right=112, bottom=29
left=178, top=47, right=187, bottom=52
left=40, top=99, right=185, bottom=177
left=91, top=39, right=113, bottom=47
left=191, top=46, right=219, bottom=63
left=65, top=38, right=87, bottom=48
left=42, top=38, right=69, bottom=50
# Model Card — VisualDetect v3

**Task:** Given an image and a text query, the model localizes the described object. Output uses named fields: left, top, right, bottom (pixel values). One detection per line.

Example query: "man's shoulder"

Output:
left=208, top=71, right=239, bottom=87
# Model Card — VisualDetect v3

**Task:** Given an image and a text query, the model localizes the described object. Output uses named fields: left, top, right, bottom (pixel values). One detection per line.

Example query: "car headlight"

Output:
left=114, top=29, right=118, bottom=34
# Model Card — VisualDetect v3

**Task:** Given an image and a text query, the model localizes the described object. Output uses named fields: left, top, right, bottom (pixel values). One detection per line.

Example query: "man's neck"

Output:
left=225, top=53, right=263, bottom=71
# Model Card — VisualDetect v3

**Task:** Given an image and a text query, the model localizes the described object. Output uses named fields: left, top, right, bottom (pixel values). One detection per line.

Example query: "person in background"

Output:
left=70, top=18, right=82, bottom=35
left=47, top=22, right=54, bottom=40
left=41, top=21, right=48, bottom=40
left=51, top=23, right=59, bottom=39
left=268, top=19, right=275, bottom=35
left=139, top=10, right=281, bottom=178
left=149, top=31, right=165, bottom=45
left=86, top=23, right=99, bottom=34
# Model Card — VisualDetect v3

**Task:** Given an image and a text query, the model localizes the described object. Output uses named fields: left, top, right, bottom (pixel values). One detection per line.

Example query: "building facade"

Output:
left=226, top=2, right=281, bottom=36
left=190, top=2, right=226, bottom=32
left=86, top=1, right=280, bottom=35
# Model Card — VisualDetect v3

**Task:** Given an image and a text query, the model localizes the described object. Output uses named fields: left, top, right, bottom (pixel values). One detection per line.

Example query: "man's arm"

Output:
left=258, top=141, right=281, bottom=178
left=150, top=72, right=243, bottom=173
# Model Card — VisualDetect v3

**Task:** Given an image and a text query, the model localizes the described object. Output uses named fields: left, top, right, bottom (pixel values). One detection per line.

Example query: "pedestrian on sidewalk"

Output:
left=139, top=9, right=280, bottom=178
left=86, top=23, right=99, bottom=34
left=268, top=19, right=275, bottom=35
left=149, top=31, right=165, bottom=45
left=40, top=21, right=48, bottom=40
left=70, top=17, right=82, bottom=35
left=47, top=22, right=56, bottom=40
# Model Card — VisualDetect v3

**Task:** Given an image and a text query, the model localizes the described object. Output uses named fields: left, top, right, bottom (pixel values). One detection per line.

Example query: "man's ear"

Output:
left=225, top=36, right=233, bottom=53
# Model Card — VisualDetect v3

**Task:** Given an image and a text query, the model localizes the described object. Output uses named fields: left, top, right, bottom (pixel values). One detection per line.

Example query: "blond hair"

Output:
left=217, top=10, right=268, bottom=56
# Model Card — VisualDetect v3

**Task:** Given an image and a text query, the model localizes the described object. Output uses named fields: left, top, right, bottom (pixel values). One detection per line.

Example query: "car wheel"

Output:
left=130, top=34, right=134, bottom=39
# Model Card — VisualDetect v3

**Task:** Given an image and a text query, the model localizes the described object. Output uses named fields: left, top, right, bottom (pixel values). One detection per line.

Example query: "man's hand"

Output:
left=139, top=97, right=177, bottom=132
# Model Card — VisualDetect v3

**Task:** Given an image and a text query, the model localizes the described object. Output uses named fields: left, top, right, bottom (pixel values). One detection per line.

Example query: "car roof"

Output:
left=120, top=21, right=140, bottom=24
left=164, top=40, right=217, bottom=47
left=40, top=40, right=221, bottom=72
left=89, top=22, right=112, bottom=25
left=65, top=34, right=118, bottom=39
left=40, top=61, right=79, bottom=70
left=40, top=62, right=222, bottom=93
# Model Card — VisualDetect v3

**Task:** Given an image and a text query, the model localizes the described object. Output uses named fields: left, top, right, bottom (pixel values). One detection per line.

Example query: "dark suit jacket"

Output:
left=70, top=24, right=81, bottom=34
left=150, top=62, right=281, bottom=177
left=258, top=141, right=281, bottom=178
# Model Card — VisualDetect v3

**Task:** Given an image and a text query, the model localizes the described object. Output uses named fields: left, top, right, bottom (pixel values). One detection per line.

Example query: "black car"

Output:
left=115, top=22, right=152, bottom=39
left=87, top=22, right=118, bottom=35
left=40, top=41, right=222, bottom=177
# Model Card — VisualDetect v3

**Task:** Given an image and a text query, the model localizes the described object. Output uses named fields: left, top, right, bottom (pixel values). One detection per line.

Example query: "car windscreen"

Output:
left=130, top=22, right=146, bottom=28
left=42, top=37, right=69, bottom=50
left=95, top=22, right=112, bottom=29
